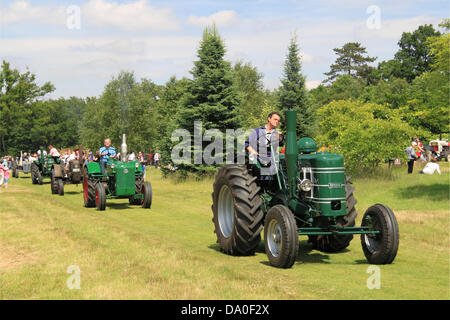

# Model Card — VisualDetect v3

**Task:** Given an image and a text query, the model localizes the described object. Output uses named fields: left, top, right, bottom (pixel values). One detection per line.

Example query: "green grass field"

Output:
left=1, top=163, right=449, bottom=300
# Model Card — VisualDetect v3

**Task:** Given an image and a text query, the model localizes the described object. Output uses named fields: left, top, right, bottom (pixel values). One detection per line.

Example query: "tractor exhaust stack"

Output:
left=121, top=134, right=128, bottom=162
left=285, top=110, right=298, bottom=199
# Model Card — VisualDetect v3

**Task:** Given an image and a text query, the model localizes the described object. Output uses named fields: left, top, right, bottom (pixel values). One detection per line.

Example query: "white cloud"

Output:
left=81, top=0, right=180, bottom=31
left=187, top=10, right=238, bottom=27
left=0, top=35, right=199, bottom=97
left=356, top=16, right=443, bottom=40
left=306, top=80, right=321, bottom=90
left=0, top=0, right=180, bottom=31
left=1, top=1, right=66, bottom=25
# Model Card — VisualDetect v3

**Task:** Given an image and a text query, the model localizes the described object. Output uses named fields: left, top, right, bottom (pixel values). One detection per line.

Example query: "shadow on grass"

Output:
left=395, top=183, right=449, bottom=201
left=209, top=240, right=335, bottom=265
left=64, top=191, right=81, bottom=195
left=208, top=244, right=222, bottom=252
left=106, top=202, right=132, bottom=210
left=296, top=241, right=332, bottom=264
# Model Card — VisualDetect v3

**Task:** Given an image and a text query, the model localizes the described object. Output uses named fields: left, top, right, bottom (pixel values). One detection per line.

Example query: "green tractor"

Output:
left=31, top=149, right=61, bottom=189
left=211, top=110, right=399, bottom=268
left=82, top=135, right=152, bottom=211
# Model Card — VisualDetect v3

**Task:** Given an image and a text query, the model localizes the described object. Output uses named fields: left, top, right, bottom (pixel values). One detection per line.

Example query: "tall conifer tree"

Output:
left=278, top=35, right=316, bottom=138
left=176, top=25, right=240, bottom=174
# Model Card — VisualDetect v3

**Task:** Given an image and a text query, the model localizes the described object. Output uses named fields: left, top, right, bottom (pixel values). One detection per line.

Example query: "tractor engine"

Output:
left=297, top=148, right=347, bottom=218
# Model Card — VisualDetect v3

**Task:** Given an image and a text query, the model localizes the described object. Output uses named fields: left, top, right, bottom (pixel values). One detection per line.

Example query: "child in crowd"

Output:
left=0, top=161, right=10, bottom=189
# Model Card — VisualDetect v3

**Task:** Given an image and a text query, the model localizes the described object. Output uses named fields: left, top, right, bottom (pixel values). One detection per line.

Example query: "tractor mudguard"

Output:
left=53, top=164, right=63, bottom=178
left=85, top=162, right=102, bottom=175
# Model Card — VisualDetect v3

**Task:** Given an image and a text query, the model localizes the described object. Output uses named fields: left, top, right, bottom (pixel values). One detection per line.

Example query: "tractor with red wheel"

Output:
left=83, top=135, right=152, bottom=211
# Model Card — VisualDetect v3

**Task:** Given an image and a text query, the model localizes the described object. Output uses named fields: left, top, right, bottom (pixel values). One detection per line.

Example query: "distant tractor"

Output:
left=428, top=139, right=450, bottom=162
left=12, top=152, right=32, bottom=178
left=50, top=147, right=84, bottom=196
left=83, top=134, right=152, bottom=211
left=31, top=149, right=60, bottom=186
left=211, top=110, right=399, bottom=268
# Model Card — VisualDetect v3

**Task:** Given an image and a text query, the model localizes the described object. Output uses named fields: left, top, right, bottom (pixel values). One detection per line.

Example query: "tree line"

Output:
left=0, top=20, right=448, bottom=174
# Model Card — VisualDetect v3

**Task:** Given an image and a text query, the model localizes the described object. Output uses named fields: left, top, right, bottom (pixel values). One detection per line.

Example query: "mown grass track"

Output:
left=0, top=164, right=449, bottom=299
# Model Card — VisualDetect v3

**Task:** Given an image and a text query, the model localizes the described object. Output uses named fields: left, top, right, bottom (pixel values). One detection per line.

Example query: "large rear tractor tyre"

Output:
left=309, top=177, right=357, bottom=253
left=95, top=183, right=106, bottom=211
left=211, top=165, right=264, bottom=256
left=264, top=205, right=299, bottom=268
left=57, top=179, right=64, bottom=196
left=141, top=181, right=152, bottom=209
left=12, top=164, right=19, bottom=178
left=361, top=204, right=399, bottom=264
left=51, top=169, right=58, bottom=194
left=31, top=163, right=42, bottom=185
left=83, top=175, right=96, bottom=208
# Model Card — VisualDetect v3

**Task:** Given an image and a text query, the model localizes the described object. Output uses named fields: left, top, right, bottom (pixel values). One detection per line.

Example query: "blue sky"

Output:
left=0, top=0, right=448, bottom=98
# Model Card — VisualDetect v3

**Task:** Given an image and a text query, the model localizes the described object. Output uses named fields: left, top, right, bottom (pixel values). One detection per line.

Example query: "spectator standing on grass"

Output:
left=153, top=152, right=161, bottom=168
left=148, top=152, right=154, bottom=166
left=406, top=141, right=417, bottom=174
left=0, top=161, right=10, bottom=189
left=419, top=158, right=441, bottom=175
left=138, top=151, right=146, bottom=177
left=415, top=138, right=426, bottom=163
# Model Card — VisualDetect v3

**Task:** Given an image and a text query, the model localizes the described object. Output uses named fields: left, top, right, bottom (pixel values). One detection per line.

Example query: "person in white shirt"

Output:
left=128, top=152, right=136, bottom=161
left=48, top=145, right=60, bottom=158
left=65, top=149, right=76, bottom=170
left=154, top=152, right=160, bottom=168
left=419, top=158, right=441, bottom=175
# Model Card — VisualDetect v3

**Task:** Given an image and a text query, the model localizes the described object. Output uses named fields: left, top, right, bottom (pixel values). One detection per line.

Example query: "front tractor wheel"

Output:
left=141, top=181, right=152, bottom=209
left=264, top=205, right=299, bottom=268
left=212, top=165, right=264, bottom=256
left=95, top=183, right=106, bottom=211
left=361, top=204, right=399, bottom=264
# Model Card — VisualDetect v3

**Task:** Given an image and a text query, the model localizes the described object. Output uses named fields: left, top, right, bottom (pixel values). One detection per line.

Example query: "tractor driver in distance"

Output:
left=245, top=111, right=284, bottom=175
left=99, top=138, right=117, bottom=175
left=48, top=145, right=60, bottom=161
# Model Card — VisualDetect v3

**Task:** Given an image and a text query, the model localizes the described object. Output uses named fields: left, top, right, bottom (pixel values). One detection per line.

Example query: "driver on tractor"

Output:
left=245, top=111, right=284, bottom=176
left=99, top=138, right=117, bottom=175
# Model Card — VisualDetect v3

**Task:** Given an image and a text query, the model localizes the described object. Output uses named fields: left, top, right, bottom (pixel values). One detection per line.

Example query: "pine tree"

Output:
left=278, top=35, right=316, bottom=138
left=323, top=42, right=376, bottom=83
left=178, top=25, right=240, bottom=131
left=176, top=25, right=240, bottom=174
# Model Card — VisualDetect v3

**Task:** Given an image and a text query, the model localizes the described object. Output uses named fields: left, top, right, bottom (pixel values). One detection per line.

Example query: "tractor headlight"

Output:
left=299, top=179, right=313, bottom=192
left=135, top=162, right=139, bottom=168
left=111, top=164, right=115, bottom=169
